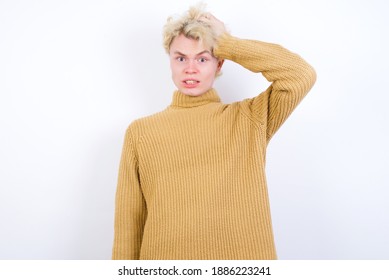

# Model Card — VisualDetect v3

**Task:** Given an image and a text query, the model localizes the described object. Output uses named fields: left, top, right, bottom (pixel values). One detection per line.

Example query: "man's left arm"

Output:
left=213, top=32, right=316, bottom=142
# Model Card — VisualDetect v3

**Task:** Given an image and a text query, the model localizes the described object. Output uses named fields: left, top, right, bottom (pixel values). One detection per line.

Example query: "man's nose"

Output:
left=185, top=59, right=198, bottom=73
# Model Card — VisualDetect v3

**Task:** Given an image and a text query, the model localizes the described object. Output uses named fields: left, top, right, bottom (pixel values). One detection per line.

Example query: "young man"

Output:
left=112, top=6, right=316, bottom=260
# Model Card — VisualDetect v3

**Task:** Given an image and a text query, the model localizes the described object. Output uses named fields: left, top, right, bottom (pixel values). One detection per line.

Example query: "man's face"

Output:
left=169, top=34, right=223, bottom=96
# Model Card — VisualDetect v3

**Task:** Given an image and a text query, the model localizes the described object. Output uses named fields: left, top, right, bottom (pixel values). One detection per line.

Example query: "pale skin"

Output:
left=169, top=13, right=227, bottom=96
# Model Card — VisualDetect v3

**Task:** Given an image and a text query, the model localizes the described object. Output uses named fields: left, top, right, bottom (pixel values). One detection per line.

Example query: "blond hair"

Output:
left=163, top=4, right=217, bottom=54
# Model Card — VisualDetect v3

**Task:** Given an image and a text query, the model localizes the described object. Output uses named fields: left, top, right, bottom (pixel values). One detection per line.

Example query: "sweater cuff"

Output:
left=213, top=33, right=241, bottom=61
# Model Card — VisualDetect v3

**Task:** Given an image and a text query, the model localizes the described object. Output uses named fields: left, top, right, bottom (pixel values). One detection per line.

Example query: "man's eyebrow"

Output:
left=173, top=50, right=212, bottom=56
left=173, top=51, right=186, bottom=56
left=196, top=50, right=212, bottom=56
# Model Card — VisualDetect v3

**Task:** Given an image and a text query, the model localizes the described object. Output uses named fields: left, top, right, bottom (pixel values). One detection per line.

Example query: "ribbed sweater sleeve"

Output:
left=112, top=123, right=147, bottom=259
left=214, top=34, right=316, bottom=142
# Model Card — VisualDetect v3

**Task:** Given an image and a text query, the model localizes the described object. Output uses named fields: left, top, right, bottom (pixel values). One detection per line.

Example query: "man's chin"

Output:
left=180, top=88, right=207, bottom=97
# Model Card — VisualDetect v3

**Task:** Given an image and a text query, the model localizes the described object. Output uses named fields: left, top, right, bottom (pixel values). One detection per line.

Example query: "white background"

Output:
left=0, top=0, right=388, bottom=260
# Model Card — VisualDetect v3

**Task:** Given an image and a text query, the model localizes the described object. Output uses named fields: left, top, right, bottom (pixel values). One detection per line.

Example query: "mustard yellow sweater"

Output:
left=112, top=34, right=316, bottom=260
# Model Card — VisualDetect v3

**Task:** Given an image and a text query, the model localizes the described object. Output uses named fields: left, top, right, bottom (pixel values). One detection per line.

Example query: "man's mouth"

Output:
left=183, top=79, right=199, bottom=85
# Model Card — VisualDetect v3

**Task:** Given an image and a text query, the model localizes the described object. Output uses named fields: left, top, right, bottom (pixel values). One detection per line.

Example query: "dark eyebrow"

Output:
left=196, top=50, right=212, bottom=56
left=173, top=51, right=187, bottom=56
left=173, top=50, right=212, bottom=56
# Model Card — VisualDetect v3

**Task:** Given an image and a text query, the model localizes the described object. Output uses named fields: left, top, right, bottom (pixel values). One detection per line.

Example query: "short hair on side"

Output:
left=162, top=3, right=217, bottom=54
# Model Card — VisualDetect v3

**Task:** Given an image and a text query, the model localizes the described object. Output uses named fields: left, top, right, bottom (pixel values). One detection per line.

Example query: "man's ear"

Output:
left=217, top=59, right=224, bottom=72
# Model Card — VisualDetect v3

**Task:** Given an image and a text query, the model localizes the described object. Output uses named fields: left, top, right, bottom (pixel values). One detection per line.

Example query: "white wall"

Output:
left=1, top=0, right=388, bottom=259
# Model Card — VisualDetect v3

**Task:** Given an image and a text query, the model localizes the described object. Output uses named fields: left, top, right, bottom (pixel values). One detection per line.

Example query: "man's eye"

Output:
left=198, top=57, right=207, bottom=63
left=177, top=57, right=185, bottom=62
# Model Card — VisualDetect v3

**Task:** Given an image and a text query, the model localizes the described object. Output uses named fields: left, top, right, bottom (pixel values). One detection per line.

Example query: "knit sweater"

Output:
left=112, top=34, right=316, bottom=260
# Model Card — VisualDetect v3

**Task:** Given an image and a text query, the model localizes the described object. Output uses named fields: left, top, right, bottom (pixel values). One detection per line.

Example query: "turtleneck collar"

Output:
left=169, top=88, right=221, bottom=108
